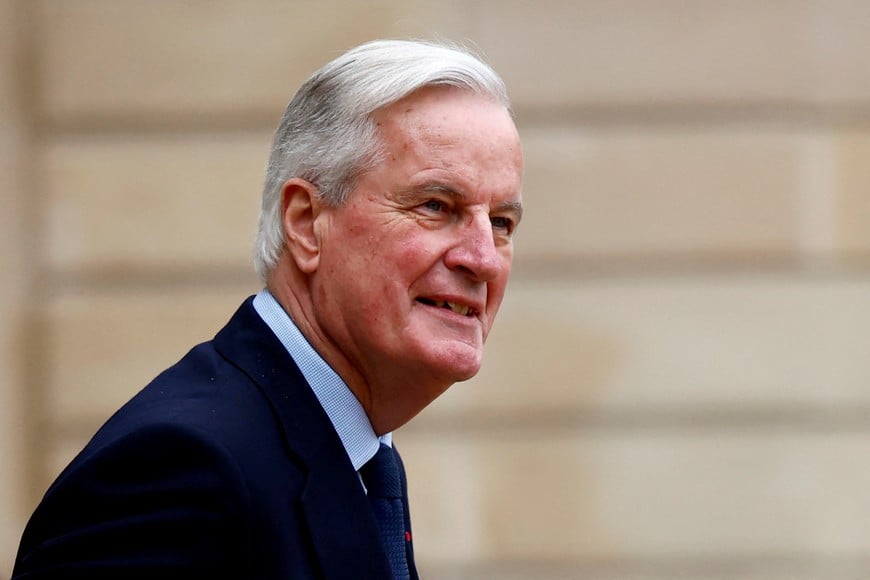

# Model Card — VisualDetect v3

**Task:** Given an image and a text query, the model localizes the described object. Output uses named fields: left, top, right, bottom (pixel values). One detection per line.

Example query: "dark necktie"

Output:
left=359, top=443, right=413, bottom=580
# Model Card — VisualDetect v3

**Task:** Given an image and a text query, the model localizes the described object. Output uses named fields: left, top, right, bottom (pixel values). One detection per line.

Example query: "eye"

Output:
left=421, top=199, right=447, bottom=213
left=491, top=215, right=515, bottom=234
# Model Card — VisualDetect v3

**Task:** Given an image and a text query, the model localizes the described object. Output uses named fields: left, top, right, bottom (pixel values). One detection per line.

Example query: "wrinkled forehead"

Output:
left=374, top=85, right=514, bottom=131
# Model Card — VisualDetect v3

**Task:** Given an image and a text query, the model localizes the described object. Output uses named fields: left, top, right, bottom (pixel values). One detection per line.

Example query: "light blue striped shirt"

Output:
left=252, top=289, right=390, bottom=473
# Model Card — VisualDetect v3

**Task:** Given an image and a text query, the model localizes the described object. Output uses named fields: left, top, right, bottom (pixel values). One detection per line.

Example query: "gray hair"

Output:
left=254, top=38, right=511, bottom=282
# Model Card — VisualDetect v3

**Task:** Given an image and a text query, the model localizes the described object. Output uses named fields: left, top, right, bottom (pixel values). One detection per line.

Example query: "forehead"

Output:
left=374, top=86, right=516, bottom=140
left=372, top=87, right=523, bottom=193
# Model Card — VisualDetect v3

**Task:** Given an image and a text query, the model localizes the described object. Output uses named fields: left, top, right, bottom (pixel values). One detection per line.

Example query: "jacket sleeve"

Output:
left=12, top=422, right=251, bottom=580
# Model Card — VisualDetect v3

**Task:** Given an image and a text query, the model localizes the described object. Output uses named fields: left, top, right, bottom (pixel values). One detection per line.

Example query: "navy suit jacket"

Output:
left=13, top=297, right=418, bottom=579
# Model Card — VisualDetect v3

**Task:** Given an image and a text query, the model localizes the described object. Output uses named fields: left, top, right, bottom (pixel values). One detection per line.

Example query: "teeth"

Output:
left=418, top=297, right=474, bottom=316
left=439, top=301, right=471, bottom=316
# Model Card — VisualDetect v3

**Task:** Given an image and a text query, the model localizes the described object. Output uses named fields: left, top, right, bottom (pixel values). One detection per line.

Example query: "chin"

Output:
left=425, top=345, right=484, bottom=383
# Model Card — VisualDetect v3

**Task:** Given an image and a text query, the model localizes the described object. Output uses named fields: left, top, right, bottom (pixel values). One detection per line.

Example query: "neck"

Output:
left=266, top=260, right=444, bottom=435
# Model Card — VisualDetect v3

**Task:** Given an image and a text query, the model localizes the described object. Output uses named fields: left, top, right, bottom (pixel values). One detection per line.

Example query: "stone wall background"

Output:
left=3, top=1, right=870, bottom=578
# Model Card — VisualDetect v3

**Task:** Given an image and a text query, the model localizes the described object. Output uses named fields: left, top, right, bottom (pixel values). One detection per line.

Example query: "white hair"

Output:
left=254, top=39, right=511, bottom=282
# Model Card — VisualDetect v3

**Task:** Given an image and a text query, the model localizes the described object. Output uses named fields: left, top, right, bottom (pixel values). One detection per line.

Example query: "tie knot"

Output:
left=360, top=443, right=402, bottom=498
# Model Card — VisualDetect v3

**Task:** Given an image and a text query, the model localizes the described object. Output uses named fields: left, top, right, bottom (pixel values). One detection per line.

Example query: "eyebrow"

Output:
left=497, top=199, right=524, bottom=222
left=400, top=183, right=524, bottom=221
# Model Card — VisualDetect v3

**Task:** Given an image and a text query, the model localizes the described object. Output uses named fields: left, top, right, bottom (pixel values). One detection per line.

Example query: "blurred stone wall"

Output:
left=3, top=1, right=870, bottom=578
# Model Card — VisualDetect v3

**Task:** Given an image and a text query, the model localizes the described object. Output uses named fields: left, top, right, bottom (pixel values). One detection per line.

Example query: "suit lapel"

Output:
left=213, top=298, right=392, bottom=579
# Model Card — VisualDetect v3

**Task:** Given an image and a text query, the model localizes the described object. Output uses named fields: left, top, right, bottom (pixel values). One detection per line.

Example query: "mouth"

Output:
left=415, top=297, right=477, bottom=318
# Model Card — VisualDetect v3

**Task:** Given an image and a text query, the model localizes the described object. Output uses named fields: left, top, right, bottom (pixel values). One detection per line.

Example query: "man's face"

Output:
left=311, top=86, right=523, bottom=400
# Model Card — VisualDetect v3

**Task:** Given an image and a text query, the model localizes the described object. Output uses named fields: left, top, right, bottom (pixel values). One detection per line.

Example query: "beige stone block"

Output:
left=43, top=275, right=870, bottom=429
left=834, top=130, right=870, bottom=255
left=44, top=134, right=270, bottom=272
left=421, top=563, right=869, bottom=580
left=424, top=275, right=870, bottom=419
left=36, top=0, right=465, bottom=121
left=515, top=128, right=806, bottom=260
left=35, top=0, right=870, bottom=119
left=0, top=159, right=27, bottom=577
left=0, top=0, right=30, bottom=573
left=0, top=0, right=20, bottom=131
left=396, top=437, right=483, bottom=564
left=470, top=0, right=870, bottom=108
left=401, top=430, right=870, bottom=563
left=44, top=286, right=258, bottom=426
left=43, top=424, right=870, bottom=576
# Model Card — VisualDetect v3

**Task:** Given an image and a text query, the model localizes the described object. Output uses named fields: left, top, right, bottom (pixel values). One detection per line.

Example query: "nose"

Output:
left=444, top=214, right=505, bottom=282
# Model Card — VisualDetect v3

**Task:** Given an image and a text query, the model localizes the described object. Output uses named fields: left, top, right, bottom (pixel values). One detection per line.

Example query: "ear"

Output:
left=281, top=178, right=324, bottom=274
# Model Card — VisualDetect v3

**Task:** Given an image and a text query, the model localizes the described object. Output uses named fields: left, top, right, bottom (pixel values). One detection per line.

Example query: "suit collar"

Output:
left=213, top=297, right=393, bottom=579
left=251, top=289, right=382, bottom=471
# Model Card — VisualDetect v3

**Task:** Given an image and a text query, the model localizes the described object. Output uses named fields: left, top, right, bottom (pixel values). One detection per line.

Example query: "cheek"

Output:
left=395, top=233, right=445, bottom=272
left=395, top=229, right=425, bottom=254
left=316, top=281, right=329, bottom=306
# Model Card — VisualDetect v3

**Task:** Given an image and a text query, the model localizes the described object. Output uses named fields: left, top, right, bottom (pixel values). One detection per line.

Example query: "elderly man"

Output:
left=14, top=39, right=523, bottom=579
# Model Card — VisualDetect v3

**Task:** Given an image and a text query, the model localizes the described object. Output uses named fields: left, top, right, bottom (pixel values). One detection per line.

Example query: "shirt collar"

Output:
left=252, top=289, right=390, bottom=470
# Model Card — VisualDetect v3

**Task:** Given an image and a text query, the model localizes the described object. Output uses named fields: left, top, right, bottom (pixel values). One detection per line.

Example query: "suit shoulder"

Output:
left=15, top=421, right=252, bottom=577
